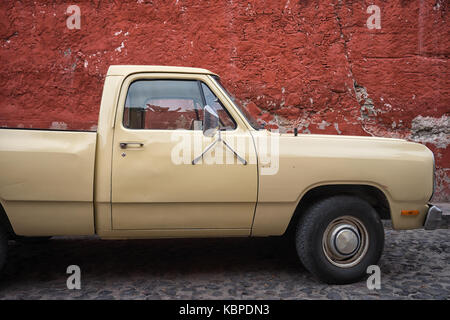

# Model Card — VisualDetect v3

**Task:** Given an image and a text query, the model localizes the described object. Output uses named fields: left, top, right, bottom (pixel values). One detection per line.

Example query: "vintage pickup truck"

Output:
left=0, top=65, right=444, bottom=284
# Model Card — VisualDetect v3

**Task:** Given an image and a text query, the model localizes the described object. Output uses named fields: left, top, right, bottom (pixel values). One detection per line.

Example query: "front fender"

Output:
left=250, top=131, right=434, bottom=235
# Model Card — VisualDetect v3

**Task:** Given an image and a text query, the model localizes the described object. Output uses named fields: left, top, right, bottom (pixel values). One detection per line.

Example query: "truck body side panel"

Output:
left=251, top=131, right=434, bottom=235
left=0, top=129, right=96, bottom=235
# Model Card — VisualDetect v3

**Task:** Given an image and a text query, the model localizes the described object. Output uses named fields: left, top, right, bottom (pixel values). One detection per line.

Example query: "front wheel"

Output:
left=295, top=195, right=385, bottom=284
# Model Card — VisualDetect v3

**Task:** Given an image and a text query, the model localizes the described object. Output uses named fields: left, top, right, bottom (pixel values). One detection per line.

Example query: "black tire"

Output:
left=16, top=236, right=52, bottom=244
left=0, top=226, right=8, bottom=272
left=295, top=195, right=384, bottom=284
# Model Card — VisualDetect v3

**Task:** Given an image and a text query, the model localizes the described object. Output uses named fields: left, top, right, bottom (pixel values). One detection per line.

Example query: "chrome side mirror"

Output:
left=203, top=104, right=219, bottom=137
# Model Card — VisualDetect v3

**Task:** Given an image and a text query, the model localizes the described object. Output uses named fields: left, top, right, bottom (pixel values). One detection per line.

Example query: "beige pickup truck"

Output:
left=0, top=65, right=444, bottom=284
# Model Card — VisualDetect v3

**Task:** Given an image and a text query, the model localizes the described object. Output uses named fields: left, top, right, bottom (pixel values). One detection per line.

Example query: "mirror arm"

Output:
left=192, top=131, right=247, bottom=165
left=221, top=137, right=247, bottom=165
left=192, top=138, right=219, bottom=165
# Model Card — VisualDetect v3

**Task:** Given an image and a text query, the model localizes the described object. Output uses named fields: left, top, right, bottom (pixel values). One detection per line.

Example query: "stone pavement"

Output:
left=0, top=204, right=448, bottom=300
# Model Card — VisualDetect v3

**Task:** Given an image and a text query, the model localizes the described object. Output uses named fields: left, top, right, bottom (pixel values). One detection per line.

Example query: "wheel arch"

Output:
left=284, top=184, right=391, bottom=237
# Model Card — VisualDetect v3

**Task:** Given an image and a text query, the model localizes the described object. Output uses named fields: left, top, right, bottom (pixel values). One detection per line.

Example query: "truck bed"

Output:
left=0, top=128, right=96, bottom=236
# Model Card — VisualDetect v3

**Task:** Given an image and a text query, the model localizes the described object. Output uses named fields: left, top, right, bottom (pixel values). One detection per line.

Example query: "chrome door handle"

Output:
left=120, top=142, right=144, bottom=149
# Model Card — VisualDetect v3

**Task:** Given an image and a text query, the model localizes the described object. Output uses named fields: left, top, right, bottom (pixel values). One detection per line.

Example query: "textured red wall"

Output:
left=0, top=0, right=448, bottom=200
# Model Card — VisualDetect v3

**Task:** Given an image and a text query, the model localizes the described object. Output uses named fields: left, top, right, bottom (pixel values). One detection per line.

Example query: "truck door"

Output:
left=111, top=73, right=257, bottom=235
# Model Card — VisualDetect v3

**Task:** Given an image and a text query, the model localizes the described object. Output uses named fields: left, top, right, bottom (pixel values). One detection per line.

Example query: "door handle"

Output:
left=120, top=142, right=144, bottom=149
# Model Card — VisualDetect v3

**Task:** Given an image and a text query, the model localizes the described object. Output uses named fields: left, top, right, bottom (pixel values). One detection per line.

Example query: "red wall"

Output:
left=0, top=0, right=448, bottom=200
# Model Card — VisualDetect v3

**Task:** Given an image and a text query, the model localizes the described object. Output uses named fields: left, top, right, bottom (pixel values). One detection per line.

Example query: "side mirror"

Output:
left=203, top=104, right=219, bottom=137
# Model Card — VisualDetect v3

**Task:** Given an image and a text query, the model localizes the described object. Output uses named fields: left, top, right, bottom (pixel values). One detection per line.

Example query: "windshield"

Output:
left=212, top=75, right=263, bottom=130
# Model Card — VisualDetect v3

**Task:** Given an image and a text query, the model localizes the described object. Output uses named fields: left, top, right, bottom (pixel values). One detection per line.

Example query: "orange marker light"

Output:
left=401, top=210, right=419, bottom=216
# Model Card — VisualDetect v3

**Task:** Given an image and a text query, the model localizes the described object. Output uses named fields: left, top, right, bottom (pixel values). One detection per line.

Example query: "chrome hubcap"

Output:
left=330, top=224, right=360, bottom=256
left=322, top=216, right=369, bottom=268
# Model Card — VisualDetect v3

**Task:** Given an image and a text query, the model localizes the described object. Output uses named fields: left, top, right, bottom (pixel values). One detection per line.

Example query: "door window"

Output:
left=123, top=80, right=236, bottom=130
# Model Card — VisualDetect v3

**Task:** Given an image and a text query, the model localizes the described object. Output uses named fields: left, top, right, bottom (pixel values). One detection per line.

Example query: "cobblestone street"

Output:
left=0, top=205, right=448, bottom=300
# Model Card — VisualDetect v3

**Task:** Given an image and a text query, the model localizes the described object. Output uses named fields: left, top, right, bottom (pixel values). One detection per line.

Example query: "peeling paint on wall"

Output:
left=50, top=122, right=68, bottom=130
left=354, top=83, right=376, bottom=120
left=410, top=115, right=450, bottom=149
